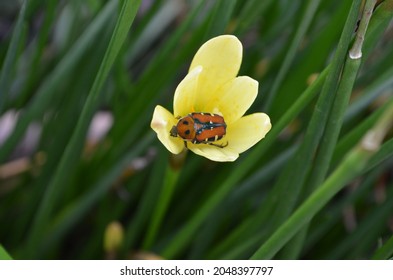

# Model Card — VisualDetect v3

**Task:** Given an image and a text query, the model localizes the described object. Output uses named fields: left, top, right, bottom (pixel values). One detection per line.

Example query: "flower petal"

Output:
left=189, top=35, right=242, bottom=111
left=225, top=113, right=271, bottom=154
left=188, top=143, right=239, bottom=162
left=173, top=65, right=203, bottom=117
left=204, top=76, right=258, bottom=124
left=151, top=105, right=184, bottom=154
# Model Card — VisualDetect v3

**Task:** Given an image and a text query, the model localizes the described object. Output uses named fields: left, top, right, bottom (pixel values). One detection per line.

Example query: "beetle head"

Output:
left=170, top=126, right=178, bottom=137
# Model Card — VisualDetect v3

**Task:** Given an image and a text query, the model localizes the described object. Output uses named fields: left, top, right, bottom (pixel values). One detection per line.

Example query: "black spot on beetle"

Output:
left=183, top=120, right=189, bottom=125
left=185, top=129, right=190, bottom=135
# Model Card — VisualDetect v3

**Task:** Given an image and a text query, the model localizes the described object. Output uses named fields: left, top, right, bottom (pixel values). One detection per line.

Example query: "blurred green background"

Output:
left=0, top=0, right=393, bottom=260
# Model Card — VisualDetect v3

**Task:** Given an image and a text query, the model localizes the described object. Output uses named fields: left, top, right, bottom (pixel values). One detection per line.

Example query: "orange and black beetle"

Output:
left=170, top=112, right=228, bottom=148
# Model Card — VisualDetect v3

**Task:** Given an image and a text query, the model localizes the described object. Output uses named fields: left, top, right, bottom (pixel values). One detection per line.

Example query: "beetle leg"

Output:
left=208, top=141, right=228, bottom=148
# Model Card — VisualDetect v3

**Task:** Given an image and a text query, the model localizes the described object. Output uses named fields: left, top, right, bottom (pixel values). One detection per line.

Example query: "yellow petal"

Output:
left=189, top=35, right=242, bottom=111
left=151, top=105, right=184, bottom=154
left=226, top=113, right=271, bottom=154
left=173, top=65, right=203, bottom=117
left=188, top=143, right=239, bottom=162
left=204, top=76, right=258, bottom=124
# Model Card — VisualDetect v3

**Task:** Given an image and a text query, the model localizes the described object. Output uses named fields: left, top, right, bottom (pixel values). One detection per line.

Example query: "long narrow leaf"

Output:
left=25, top=0, right=142, bottom=258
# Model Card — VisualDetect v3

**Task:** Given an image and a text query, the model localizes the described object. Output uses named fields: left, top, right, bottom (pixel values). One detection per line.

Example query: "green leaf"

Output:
left=0, top=244, right=13, bottom=260
left=25, top=0, right=142, bottom=258
left=0, top=0, right=27, bottom=113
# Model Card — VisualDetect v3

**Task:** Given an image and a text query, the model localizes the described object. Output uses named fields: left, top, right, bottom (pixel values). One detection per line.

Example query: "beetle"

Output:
left=170, top=112, right=228, bottom=148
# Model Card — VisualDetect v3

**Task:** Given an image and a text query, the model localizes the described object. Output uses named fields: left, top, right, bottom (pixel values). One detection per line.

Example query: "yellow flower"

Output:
left=151, top=35, right=271, bottom=162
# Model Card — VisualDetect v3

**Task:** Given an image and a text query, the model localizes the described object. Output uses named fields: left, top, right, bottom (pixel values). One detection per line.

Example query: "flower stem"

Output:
left=143, top=157, right=181, bottom=250
left=282, top=0, right=378, bottom=259
left=161, top=64, right=327, bottom=259
left=349, top=0, right=377, bottom=59
left=255, top=0, right=362, bottom=256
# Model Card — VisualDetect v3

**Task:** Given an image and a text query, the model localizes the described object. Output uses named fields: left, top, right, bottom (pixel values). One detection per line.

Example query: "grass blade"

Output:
left=251, top=101, right=393, bottom=259
left=258, top=0, right=362, bottom=251
left=263, top=0, right=321, bottom=110
left=0, top=244, right=13, bottom=260
left=0, top=1, right=27, bottom=113
left=372, top=234, right=393, bottom=260
left=281, top=0, right=377, bottom=259
left=25, top=0, right=142, bottom=258
left=161, top=64, right=327, bottom=258
left=0, top=0, right=118, bottom=162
